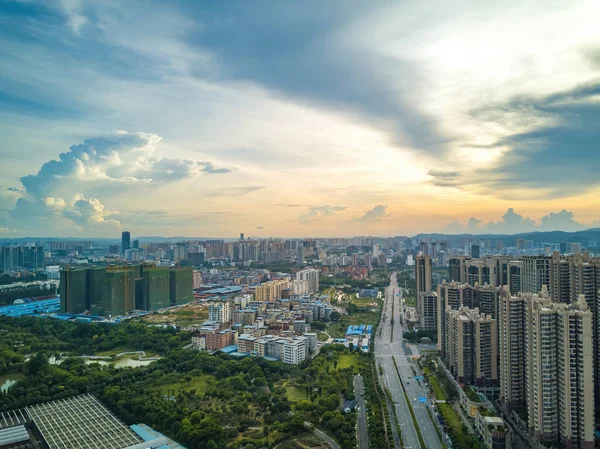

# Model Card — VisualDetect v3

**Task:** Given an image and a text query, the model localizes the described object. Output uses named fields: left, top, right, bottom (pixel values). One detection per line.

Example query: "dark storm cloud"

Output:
left=430, top=81, right=600, bottom=198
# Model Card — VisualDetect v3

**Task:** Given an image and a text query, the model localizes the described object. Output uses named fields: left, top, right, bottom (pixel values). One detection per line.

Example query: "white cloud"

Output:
left=445, top=208, right=585, bottom=234
left=298, top=205, right=346, bottom=222
left=352, top=205, right=391, bottom=223
left=20, top=131, right=230, bottom=198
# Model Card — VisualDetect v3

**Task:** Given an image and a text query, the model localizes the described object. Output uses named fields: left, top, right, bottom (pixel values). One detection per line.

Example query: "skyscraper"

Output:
left=471, top=243, right=481, bottom=259
left=415, top=254, right=432, bottom=295
left=444, top=306, right=498, bottom=388
left=297, top=246, right=305, bottom=265
left=521, top=255, right=550, bottom=293
left=121, top=231, right=131, bottom=254
left=133, top=239, right=139, bottom=249
left=499, top=287, right=595, bottom=448
left=448, top=256, right=470, bottom=283
left=419, top=291, right=437, bottom=330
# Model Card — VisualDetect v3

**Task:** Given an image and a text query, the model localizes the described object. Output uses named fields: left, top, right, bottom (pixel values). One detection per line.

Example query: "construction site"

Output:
left=60, top=264, right=193, bottom=318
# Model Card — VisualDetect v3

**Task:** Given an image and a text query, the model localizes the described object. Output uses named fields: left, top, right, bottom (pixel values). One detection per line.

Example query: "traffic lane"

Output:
left=379, top=356, right=420, bottom=449
left=355, top=375, right=368, bottom=449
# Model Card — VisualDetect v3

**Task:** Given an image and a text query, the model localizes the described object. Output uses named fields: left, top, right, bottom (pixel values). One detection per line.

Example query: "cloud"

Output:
left=468, top=217, right=482, bottom=231
left=6, top=187, right=22, bottom=193
left=430, top=81, right=600, bottom=199
left=20, top=131, right=230, bottom=197
left=352, top=205, right=391, bottom=223
left=5, top=131, right=230, bottom=233
left=445, top=208, right=584, bottom=234
left=298, top=205, right=346, bottom=222
left=257, top=226, right=264, bottom=230
left=60, top=0, right=88, bottom=35
left=539, top=209, right=582, bottom=231
left=204, top=186, right=263, bottom=198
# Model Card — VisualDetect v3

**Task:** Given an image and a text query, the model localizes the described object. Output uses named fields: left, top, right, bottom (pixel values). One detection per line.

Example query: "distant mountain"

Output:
left=414, top=228, right=600, bottom=245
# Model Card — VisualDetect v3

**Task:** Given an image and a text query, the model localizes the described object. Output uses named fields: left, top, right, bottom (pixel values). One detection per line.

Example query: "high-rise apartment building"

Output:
left=549, top=251, right=571, bottom=302
left=499, top=288, right=527, bottom=413
left=419, top=291, right=437, bottom=331
left=521, top=255, right=550, bottom=294
left=437, top=281, right=469, bottom=356
left=469, top=284, right=500, bottom=319
left=121, top=231, right=131, bottom=254
left=192, top=270, right=202, bottom=289
left=208, top=301, right=231, bottom=323
left=525, top=291, right=594, bottom=448
left=297, top=246, right=305, bottom=265
left=507, top=260, right=522, bottom=295
left=290, top=279, right=309, bottom=295
left=444, top=307, right=498, bottom=388
left=448, top=256, right=470, bottom=283
left=255, top=280, right=289, bottom=301
left=296, top=268, right=319, bottom=294
left=499, top=287, right=595, bottom=448
left=415, top=254, right=432, bottom=295
left=0, top=246, right=45, bottom=273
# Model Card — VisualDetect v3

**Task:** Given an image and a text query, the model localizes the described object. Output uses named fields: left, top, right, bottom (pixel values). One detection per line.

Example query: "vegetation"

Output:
left=421, top=358, right=482, bottom=449
left=0, top=317, right=366, bottom=449
left=403, top=329, right=437, bottom=344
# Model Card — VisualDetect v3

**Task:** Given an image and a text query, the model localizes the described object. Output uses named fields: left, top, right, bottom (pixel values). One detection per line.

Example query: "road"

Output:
left=355, top=375, right=368, bottom=449
left=312, top=426, right=340, bottom=449
left=375, top=272, right=443, bottom=449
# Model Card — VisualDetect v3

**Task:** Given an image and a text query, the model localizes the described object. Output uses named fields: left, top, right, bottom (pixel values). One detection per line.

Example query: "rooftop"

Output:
left=27, top=395, right=143, bottom=449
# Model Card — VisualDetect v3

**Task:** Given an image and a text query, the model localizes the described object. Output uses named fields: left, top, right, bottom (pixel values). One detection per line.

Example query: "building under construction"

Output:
left=170, top=268, right=193, bottom=306
left=60, top=265, right=193, bottom=317
left=60, top=268, right=88, bottom=314
left=141, top=266, right=171, bottom=310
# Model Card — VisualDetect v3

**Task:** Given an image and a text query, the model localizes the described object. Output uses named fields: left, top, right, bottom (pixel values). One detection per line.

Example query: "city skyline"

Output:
left=2, top=1, right=600, bottom=238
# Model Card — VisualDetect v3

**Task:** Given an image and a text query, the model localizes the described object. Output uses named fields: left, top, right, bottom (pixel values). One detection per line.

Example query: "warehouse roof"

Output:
left=27, top=395, right=143, bottom=449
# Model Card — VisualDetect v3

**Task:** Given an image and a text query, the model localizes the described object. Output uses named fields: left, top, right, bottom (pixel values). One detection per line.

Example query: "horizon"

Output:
left=1, top=1, right=600, bottom=238
left=2, top=225, right=600, bottom=242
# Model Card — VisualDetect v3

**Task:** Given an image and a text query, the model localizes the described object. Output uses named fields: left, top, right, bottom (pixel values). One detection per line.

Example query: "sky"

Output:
left=1, top=0, right=600, bottom=238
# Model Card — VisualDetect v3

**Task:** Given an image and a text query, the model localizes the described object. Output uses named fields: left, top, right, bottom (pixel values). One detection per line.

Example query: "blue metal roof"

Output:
left=0, top=298, right=60, bottom=317
left=221, top=345, right=238, bottom=353
left=202, top=286, right=242, bottom=294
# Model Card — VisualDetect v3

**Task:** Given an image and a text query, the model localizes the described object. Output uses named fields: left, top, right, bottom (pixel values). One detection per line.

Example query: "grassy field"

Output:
left=350, top=297, right=378, bottom=307
left=317, top=332, right=329, bottom=342
left=280, top=380, right=308, bottom=402
left=328, top=310, right=379, bottom=338
left=142, top=304, right=208, bottom=326
left=154, top=374, right=215, bottom=396
left=320, top=353, right=364, bottom=374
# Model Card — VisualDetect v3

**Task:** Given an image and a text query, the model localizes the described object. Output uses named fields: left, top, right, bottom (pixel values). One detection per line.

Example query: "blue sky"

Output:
left=1, top=0, right=600, bottom=237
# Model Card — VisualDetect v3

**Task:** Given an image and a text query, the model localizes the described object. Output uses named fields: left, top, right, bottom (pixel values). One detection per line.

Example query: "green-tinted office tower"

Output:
left=102, top=269, right=135, bottom=316
left=88, top=267, right=106, bottom=316
left=170, top=268, right=193, bottom=305
left=142, top=267, right=171, bottom=310
left=60, top=268, right=89, bottom=314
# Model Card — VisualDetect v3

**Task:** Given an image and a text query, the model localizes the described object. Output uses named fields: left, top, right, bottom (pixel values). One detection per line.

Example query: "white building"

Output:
left=296, top=268, right=319, bottom=294
left=283, top=339, right=306, bottom=365
left=208, top=301, right=231, bottom=323
left=290, top=279, right=309, bottom=295
left=192, top=270, right=202, bottom=289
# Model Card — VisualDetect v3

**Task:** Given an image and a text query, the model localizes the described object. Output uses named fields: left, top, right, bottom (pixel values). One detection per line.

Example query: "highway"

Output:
left=375, top=272, right=443, bottom=449
left=355, top=375, right=368, bottom=449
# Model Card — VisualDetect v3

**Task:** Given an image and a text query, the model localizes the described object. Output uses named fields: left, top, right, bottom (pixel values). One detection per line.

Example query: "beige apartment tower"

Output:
left=437, top=281, right=468, bottom=357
